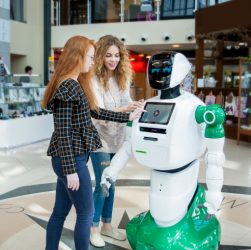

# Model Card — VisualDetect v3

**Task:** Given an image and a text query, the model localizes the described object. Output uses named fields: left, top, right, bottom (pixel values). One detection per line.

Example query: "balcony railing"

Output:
left=52, top=0, right=231, bottom=26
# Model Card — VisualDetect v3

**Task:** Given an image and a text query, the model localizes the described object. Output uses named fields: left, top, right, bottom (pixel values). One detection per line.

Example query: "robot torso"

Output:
left=131, top=92, right=206, bottom=170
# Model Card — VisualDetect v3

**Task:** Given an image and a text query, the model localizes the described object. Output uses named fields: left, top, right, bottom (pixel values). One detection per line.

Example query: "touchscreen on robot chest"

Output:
left=139, top=102, right=175, bottom=134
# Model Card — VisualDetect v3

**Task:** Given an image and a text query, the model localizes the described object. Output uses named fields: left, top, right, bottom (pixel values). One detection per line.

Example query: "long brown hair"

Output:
left=94, top=35, right=132, bottom=91
left=42, top=36, right=98, bottom=110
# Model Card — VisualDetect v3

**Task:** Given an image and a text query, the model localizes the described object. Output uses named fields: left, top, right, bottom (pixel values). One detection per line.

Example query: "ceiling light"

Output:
left=172, top=44, right=181, bottom=48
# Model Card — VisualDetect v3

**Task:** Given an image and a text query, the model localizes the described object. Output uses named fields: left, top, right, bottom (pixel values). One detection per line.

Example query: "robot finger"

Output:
left=205, top=213, right=215, bottom=221
left=107, top=177, right=115, bottom=184
left=101, top=183, right=110, bottom=197
left=204, top=202, right=217, bottom=215
left=196, top=203, right=205, bottom=209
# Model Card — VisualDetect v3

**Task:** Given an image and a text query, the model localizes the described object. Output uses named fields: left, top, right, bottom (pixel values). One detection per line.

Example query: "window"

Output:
left=10, top=0, right=26, bottom=22
left=161, top=0, right=195, bottom=19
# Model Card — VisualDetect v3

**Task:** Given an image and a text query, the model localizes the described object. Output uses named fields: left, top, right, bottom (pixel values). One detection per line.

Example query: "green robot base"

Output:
left=126, top=184, right=220, bottom=250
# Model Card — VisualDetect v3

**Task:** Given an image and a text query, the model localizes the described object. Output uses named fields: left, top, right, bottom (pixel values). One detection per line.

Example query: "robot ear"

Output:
left=170, top=53, right=191, bottom=88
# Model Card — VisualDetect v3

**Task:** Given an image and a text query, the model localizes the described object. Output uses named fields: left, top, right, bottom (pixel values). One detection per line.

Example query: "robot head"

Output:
left=147, top=52, right=191, bottom=90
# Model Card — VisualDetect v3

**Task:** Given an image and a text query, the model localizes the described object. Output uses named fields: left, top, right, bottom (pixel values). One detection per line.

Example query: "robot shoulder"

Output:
left=181, top=92, right=204, bottom=106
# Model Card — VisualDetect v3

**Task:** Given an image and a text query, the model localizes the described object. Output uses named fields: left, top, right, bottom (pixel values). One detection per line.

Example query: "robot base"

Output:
left=126, top=185, right=220, bottom=250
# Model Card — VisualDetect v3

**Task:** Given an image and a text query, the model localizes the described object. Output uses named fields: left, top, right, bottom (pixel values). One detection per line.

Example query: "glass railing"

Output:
left=197, top=0, right=231, bottom=9
left=51, top=0, right=232, bottom=26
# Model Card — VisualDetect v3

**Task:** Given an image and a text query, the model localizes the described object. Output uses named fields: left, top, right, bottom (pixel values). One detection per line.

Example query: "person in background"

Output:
left=42, top=35, right=144, bottom=250
left=90, top=35, right=144, bottom=248
left=19, top=65, right=33, bottom=84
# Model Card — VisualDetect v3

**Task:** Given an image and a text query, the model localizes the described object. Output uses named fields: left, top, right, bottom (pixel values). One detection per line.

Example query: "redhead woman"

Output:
left=42, top=35, right=143, bottom=250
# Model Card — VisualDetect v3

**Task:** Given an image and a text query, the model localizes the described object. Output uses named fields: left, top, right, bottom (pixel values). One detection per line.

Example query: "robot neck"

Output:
left=160, top=85, right=180, bottom=99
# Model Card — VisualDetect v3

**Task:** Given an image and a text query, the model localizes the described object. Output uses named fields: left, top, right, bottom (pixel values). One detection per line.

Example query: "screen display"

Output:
left=139, top=102, right=175, bottom=125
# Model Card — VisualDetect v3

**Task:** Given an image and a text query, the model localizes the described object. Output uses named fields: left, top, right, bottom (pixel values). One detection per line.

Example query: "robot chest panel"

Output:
left=168, top=102, right=204, bottom=157
left=132, top=97, right=205, bottom=170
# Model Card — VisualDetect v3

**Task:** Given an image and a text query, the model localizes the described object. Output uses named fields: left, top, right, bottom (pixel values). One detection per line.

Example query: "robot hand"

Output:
left=204, top=190, right=223, bottom=215
left=100, top=167, right=117, bottom=197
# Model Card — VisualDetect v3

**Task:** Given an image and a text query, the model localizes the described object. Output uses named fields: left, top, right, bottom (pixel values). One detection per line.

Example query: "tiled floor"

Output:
left=0, top=139, right=250, bottom=250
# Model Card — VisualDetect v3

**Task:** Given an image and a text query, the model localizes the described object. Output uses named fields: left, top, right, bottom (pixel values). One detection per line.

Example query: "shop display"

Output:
left=8, top=88, right=18, bottom=102
left=215, top=91, right=224, bottom=107
left=34, top=87, right=45, bottom=101
left=237, top=59, right=251, bottom=144
left=205, top=91, right=216, bottom=105
left=0, top=86, right=4, bottom=103
left=19, top=88, right=30, bottom=102
left=235, top=96, right=248, bottom=118
left=0, top=75, right=48, bottom=120
left=197, top=90, right=205, bottom=101
left=0, top=75, right=54, bottom=149
left=225, top=92, right=236, bottom=116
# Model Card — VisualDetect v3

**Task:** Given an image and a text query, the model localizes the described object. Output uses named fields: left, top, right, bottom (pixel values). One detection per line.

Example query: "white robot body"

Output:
left=150, top=160, right=199, bottom=227
left=132, top=92, right=206, bottom=171
left=101, top=52, right=225, bottom=234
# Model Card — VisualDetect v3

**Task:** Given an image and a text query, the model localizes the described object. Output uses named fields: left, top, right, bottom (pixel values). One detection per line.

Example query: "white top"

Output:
left=92, top=76, right=132, bottom=153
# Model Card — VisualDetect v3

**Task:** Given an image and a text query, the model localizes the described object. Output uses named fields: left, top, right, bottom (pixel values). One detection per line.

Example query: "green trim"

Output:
left=135, top=150, right=147, bottom=154
left=127, top=121, right=133, bottom=127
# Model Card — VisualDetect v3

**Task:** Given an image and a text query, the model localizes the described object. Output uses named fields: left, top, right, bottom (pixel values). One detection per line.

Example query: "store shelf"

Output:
left=237, top=58, right=251, bottom=145
left=240, top=129, right=251, bottom=136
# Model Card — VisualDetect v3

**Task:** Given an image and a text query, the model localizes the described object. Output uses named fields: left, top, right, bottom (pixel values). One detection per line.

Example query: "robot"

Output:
left=101, top=52, right=225, bottom=250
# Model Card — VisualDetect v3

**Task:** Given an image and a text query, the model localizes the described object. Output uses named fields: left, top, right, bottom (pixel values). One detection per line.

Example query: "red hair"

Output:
left=42, top=36, right=97, bottom=110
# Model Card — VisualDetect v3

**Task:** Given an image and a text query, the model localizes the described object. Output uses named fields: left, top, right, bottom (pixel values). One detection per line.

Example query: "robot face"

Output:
left=148, top=52, right=192, bottom=90
left=148, top=53, right=175, bottom=90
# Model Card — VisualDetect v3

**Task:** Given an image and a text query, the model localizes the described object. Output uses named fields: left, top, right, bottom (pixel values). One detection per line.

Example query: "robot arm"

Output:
left=195, top=104, right=226, bottom=215
left=101, top=123, right=133, bottom=197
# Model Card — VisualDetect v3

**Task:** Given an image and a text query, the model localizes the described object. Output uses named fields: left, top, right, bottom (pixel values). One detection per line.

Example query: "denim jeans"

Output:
left=46, top=153, right=93, bottom=250
left=90, top=152, right=115, bottom=227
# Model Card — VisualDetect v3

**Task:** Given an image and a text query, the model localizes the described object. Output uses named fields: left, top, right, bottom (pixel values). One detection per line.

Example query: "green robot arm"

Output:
left=195, top=104, right=226, bottom=139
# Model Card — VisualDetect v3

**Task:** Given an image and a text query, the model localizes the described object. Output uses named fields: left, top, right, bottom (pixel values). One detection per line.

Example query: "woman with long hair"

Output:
left=90, top=35, right=144, bottom=247
left=42, top=35, right=143, bottom=250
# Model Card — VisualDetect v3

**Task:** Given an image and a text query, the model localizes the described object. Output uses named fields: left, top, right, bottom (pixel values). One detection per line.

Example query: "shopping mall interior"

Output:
left=0, top=0, right=251, bottom=249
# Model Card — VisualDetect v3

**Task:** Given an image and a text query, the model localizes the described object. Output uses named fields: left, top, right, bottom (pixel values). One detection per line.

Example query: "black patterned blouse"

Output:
left=47, top=79, right=129, bottom=175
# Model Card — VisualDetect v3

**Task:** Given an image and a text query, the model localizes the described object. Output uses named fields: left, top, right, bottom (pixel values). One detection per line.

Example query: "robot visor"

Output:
left=151, top=60, right=172, bottom=68
left=151, top=67, right=172, bottom=74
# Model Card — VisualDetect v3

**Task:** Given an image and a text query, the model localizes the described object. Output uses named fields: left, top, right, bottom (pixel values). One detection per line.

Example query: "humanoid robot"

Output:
left=101, top=52, right=225, bottom=249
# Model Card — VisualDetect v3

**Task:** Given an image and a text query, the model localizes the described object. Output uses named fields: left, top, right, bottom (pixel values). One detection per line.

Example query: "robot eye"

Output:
left=152, top=61, right=162, bottom=67
left=162, top=60, right=171, bottom=66
left=162, top=67, right=172, bottom=73
left=151, top=68, right=161, bottom=73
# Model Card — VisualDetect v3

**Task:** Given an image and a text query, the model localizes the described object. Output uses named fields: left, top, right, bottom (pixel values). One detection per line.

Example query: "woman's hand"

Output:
left=123, top=99, right=145, bottom=112
left=129, top=101, right=146, bottom=121
left=67, top=173, right=80, bottom=191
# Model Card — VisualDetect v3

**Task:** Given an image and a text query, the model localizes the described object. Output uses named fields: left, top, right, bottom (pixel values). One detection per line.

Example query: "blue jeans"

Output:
left=46, top=154, right=93, bottom=250
left=90, top=152, right=115, bottom=227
